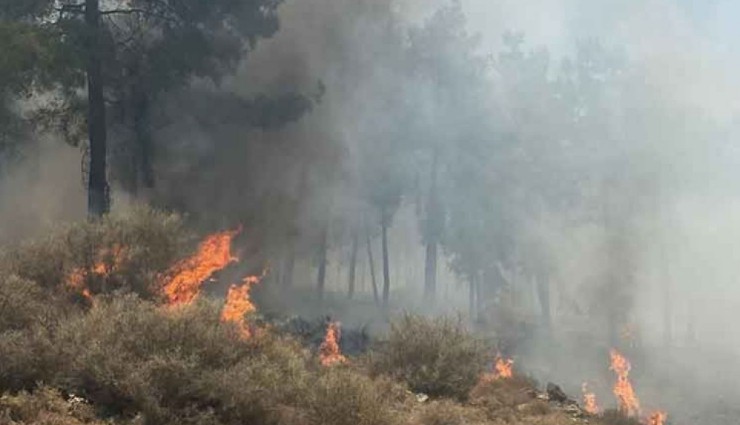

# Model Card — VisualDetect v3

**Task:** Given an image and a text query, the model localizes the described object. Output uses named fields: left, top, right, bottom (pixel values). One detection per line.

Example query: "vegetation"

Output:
left=371, top=314, right=488, bottom=400
left=0, top=211, right=647, bottom=425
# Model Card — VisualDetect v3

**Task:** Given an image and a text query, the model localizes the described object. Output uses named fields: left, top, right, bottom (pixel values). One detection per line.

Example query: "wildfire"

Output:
left=609, top=349, right=641, bottom=417
left=220, top=271, right=266, bottom=338
left=319, top=321, right=347, bottom=366
left=481, top=354, right=514, bottom=382
left=582, top=382, right=600, bottom=415
left=65, top=245, right=126, bottom=300
left=162, top=227, right=241, bottom=306
left=645, top=411, right=667, bottom=425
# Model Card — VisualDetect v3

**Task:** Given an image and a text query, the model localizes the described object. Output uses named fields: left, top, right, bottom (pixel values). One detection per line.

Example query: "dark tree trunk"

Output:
left=85, top=0, right=109, bottom=217
left=348, top=226, right=359, bottom=299
left=366, top=225, right=380, bottom=307
left=317, top=224, right=328, bottom=301
left=381, top=210, right=391, bottom=309
left=424, top=148, right=440, bottom=301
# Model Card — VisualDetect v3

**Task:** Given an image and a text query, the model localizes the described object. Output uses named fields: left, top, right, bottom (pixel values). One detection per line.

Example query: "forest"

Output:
left=1, top=1, right=740, bottom=425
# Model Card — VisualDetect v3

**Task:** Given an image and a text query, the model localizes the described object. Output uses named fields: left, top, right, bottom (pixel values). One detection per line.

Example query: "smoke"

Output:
left=2, top=0, right=740, bottom=422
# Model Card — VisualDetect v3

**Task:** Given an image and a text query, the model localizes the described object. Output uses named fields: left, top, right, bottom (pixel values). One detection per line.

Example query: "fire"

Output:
left=319, top=321, right=347, bottom=366
left=582, top=382, right=600, bottom=414
left=645, top=411, right=667, bottom=425
left=609, top=349, right=641, bottom=417
left=220, top=271, right=266, bottom=338
left=494, top=355, right=514, bottom=379
left=65, top=245, right=126, bottom=300
left=480, top=354, right=514, bottom=382
left=163, top=228, right=241, bottom=305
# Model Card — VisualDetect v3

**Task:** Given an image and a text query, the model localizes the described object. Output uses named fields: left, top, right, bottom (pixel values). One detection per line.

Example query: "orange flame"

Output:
left=163, top=228, right=241, bottom=306
left=609, top=349, right=640, bottom=417
left=480, top=354, right=514, bottom=382
left=220, top=271, right=266, bottom=338
left=319, top=322, right=347, bottom=366
left=65, top=245, right=126, bottom=300
left=582, top=382, right=600, bottom=415
left=645, top=411, right=667, bottom=425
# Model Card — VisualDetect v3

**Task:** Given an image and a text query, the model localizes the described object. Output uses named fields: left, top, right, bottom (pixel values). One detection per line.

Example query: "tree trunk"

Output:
left=85, top=0, right=109, bottom=218
left=424, top=148, right=440, bottom=301
left=381, top=209, right=391, bottom=309
left=317, top=224, right=328, bottom=301
left=348, top=226, right=359, bottom=299
left=366, top=225, right=380, bottom=307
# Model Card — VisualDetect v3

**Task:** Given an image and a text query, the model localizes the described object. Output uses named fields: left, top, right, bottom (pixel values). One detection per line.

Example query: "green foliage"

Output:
left=371, top=315, right=487, bottom=400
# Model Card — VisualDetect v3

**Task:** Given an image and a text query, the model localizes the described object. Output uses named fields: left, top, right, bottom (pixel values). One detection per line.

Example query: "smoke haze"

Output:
left=3, top=0, right=740, bottom=422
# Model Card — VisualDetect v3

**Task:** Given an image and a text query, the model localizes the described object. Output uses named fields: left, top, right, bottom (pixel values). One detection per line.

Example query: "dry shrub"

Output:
left=371, top=315, right=487, bottom=400
left=0, top=386, right=113, bottom=425
left=305, top=368, right=401, bottom=425
left=599, top=410, right=642, bottom=425
left=412, top=399, right=486, bottom=425
left=468, top=376, right=545, bottom=421
left=0, top=206, right=190, bottom=299
left=0, top=275, right=66, bottom=333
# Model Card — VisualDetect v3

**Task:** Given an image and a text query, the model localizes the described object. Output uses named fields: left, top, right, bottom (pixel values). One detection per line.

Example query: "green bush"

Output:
left=371, top=314, right=487, bottom=400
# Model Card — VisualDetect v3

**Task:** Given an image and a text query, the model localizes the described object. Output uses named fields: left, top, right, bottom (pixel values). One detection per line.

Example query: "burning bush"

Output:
left=371, top=314, right=487, bottom=400
left=0, top=207, right=191, bottom=300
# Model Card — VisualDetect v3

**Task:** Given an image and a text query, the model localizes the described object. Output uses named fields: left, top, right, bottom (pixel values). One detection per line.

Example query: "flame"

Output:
left=220, top=271, right=266, bottom=338
left=645, top=411, right=667, bottom=425
left=65, top=245, right=126, bottom=300
left=319, top=322, right=347, bottom=366
left=480, top=353, right=514, bottom=382
left=582, top=382, right=600, bottom=415
left=163, top=228, right=241, bottom=306
left=609, top=349, right=641, bottom=417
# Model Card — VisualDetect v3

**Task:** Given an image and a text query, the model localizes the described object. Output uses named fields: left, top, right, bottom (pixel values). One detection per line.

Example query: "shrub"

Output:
left=599, top=410, right=643, bottom=425
left=371, top=314, right=487, bottom=400
left=0, top=206, right=191, bottom=300
left=0, top=275, right=65, bottom=333
left=412, top=400, right=484, bottom=425
left=0, top=386, right=115, bottom=425
left=305, top=368, right=401, bottom=425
